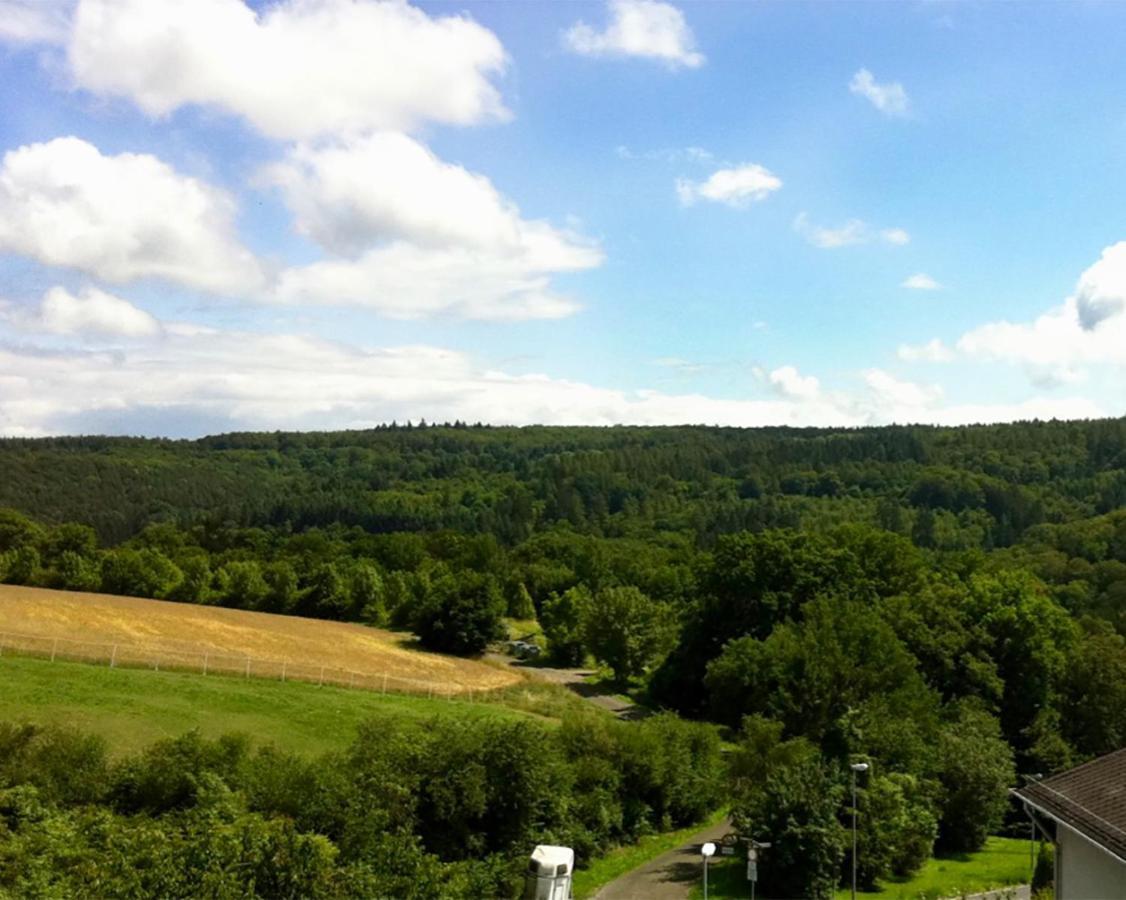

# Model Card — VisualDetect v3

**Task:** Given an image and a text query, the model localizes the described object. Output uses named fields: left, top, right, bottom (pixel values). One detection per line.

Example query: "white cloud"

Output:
left=564, top=0, right=704, bottom=69
left=676, top=164, right=782, bottom=208
left=3, top=286, right=161, bottom=338
left=897, top=338, right=954, bottom=363
left=1075, top=241, right=1126, bottom=330
left=274, top=242, right=590, bottom=321
left=901, top=273, right=941, bottom=290
left=769, top=365, right=820, bottom=401
left=0, top=324, right=1107, bottom=437
left=66, top=0, right=509, bottom=140
left=263, top=133, right=602, bottom=320
left=0, top=0, right=73, bottom=43
left=863, top=368, right=942, bottom=409
left=900, top=241, right=1126, bottom=392
left=794, top=213, right=909, bottom=249
left=263, top=133, right=587, bottom=260
left=849, top=68, right=910, bottom=117
left=617, top=145, right=714, bottom=164
left=0, top=137, right=263, bottom=294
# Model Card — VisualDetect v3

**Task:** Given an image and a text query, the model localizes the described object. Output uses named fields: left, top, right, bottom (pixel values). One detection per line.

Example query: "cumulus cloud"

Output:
left=902, top=273, right=941, bottom=290
left=0, top=323, right=1105, bottom=437
left=564, top=0, right=704, bottom=69
left=899, top=241, right=1126, bottom=393
left=676, top=164, right=782, bottom=208
left=0, top=0, right=73, bottom=43
left=794, top=213, right=909, bottom=249
left=1075, top=241, right=1126, bottom=330
left=769, top=365, right=820, bottom=401
left=3, top=286, right=161, bottom=338
left=66, top=0, right=508, bottom=140
left=274, top=242, right=591, bottom=321
left=263, top=133, right=602, bottom=319
left=849, top=68, right=910, bottom=117
left=0, top=137, right=263, bottom=294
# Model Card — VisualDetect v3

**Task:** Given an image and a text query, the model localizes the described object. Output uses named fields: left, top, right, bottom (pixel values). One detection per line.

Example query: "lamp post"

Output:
left=701, top=841, right=716, bottom=900
left=850, top=762, right=869, bottom=900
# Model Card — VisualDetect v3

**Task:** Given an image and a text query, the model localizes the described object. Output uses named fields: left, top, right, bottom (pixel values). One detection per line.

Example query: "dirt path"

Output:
left=591, top=817, right=735, bottom=900
left=486, top=654, right=650, bottom=719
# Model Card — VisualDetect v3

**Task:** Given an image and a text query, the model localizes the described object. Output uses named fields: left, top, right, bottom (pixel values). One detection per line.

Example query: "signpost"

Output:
left=746, top=840, right=771, bottom=900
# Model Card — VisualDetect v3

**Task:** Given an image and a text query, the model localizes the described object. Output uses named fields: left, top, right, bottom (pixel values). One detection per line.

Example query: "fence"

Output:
left=0, top=630, right=489, bottom=702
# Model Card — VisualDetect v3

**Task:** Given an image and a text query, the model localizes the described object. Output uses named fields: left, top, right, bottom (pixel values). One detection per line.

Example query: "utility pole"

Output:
left=850, top=762, right=869, bottom=900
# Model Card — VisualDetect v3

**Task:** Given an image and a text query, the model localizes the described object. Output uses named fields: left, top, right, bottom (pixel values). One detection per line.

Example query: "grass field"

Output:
left=688, top=837, right=1030, bottom=900
left=0, top=584, right=519, bottom=694
left=0, top=653, right=545, bottom=757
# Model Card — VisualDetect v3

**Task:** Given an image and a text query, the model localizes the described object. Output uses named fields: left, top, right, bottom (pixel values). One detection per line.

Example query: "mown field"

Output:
left=0, top=653, right=575, bottom=756
left=0, top=584, right=520, bottom=694
left=689, top=836, right=1031, bottom=900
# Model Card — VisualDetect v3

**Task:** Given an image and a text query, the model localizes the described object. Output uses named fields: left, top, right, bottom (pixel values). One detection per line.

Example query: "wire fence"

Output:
left=0, top=629, right=495, bottom=702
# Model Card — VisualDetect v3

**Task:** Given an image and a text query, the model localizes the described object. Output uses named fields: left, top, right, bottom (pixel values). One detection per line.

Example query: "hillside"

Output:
left=0, top=584, right=519, bottom=694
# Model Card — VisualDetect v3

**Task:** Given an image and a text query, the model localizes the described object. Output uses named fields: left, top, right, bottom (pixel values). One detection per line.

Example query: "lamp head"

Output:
left=850, top=762, right=870, bottom=773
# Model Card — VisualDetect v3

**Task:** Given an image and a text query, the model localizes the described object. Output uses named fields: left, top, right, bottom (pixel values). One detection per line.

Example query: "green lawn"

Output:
left=572, top=808, right=729, bottom=899
left=688, top=837, right=1030, bottom=900
left=0, top=653, right=542, bottom=757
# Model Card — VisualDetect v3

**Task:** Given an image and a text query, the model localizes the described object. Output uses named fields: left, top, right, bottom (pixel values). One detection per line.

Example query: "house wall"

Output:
left=1057, top=822, right=1126, bottom=900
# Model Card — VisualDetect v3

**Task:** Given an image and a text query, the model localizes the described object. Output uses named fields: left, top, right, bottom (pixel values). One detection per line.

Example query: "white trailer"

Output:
left=523, top=845, right=574, bottom=900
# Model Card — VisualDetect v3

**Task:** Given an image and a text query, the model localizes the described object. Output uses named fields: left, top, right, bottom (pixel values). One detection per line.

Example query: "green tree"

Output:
left=934, top=702, right=1015, bottom=852
left=414, top=573, right=505, bottom=656
left=541, top=585, right=593, bottom=666
left=583, top=586, right=676, bottom=682
left=730, top=718, right=846, bottom=900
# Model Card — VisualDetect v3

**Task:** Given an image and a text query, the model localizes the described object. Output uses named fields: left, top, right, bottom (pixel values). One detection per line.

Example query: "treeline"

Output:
left=0, top=714, right=720, bottom=899
left=4, top=420, right=1126, bottom=896
left=4, top=419, right=1126, bottom=548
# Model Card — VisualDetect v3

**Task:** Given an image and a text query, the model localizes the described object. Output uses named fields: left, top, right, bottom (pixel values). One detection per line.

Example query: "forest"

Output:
left=2, top=419, right=1126, bottom=897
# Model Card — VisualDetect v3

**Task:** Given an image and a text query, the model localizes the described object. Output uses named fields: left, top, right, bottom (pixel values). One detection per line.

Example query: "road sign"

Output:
left=721, top=846, right=734, bottom=856
left=747, top=861, right=757, bottom=882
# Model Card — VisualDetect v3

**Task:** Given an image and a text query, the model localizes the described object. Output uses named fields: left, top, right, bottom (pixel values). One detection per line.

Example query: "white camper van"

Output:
left=523, top=845, right=573, bottom=900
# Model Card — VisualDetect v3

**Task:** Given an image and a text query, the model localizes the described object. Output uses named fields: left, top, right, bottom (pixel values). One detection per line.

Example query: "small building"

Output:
left=1013, top=746, right=1126, bottom=899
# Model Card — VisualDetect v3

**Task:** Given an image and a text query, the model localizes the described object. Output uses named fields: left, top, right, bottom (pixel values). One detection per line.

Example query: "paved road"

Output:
left=591, top=818, right=734, bottom=900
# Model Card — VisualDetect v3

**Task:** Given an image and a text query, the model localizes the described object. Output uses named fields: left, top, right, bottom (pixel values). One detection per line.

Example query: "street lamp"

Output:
left=701, top=841, right=716, bottom=900
left=850, top=762, right=870, bottom=900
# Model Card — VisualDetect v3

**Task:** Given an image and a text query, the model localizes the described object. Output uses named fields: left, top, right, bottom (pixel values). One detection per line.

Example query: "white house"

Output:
left=1013, top=746, right=1126, bottom=899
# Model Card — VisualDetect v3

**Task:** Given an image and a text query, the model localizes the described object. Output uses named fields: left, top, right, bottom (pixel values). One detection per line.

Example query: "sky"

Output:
left=2, top=0, right=1126, bottom=438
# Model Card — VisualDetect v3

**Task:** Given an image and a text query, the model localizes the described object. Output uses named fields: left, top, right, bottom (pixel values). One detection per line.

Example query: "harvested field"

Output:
left=0, top=584, right=521, bottom=695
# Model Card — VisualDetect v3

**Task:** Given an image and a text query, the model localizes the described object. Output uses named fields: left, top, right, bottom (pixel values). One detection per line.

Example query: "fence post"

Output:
left=318, top=666, right=324, bottom=686
left=428, top=685, right=433, bottom=699
left=281, top=662, right=286, bottom=682
left=349, top=672, right=355, bottom=689
left=245, top=657, right=251, bottom=678
left=382, top=674, right=388, bottom=694
left=154, top=656, right=159, bottom=671
left=110, top=644, right=117, bottom=668
left=51, top=638, right=58, bottom=662
left=202, top=653, right=209, bottom=676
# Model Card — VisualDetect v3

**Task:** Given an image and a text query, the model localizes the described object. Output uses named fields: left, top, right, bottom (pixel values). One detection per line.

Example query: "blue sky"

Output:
left=1, top=0, right=1125, bottom=437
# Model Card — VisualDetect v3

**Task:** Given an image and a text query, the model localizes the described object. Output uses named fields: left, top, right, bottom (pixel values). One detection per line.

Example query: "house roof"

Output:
left=1013, top=746, right=1126, bottom=864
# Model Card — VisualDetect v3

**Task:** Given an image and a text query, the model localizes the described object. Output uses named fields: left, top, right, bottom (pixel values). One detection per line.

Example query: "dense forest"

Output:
left=3, top=419, right=1126, bottom=897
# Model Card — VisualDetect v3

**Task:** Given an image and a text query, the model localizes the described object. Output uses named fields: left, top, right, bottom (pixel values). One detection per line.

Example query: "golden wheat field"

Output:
left=0, top=584, right=520, bottom=695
